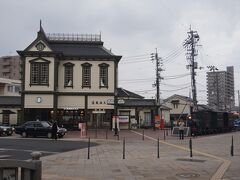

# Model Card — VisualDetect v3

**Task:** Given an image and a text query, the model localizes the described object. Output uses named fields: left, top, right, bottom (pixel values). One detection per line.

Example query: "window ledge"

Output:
left=99, top=86, right=108, bottom=89
left=82, top=85, right=91, bottom=89
left=64, top=85, right=73, bottom=88
left=29, top=83, right=49, bottom=87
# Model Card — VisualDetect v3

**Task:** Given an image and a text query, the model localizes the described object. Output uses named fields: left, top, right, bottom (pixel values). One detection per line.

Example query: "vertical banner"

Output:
left=155, top=115, right=160, bottom=129
left=112, top=116, right=119, bottom=131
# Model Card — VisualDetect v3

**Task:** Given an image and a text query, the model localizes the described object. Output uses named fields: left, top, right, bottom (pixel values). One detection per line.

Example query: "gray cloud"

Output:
left=1, top=0, right=240, bottom=103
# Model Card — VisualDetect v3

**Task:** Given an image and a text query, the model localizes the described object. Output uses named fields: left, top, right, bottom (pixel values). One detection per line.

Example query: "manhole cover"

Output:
left=176, top=172, right=200, bottom=178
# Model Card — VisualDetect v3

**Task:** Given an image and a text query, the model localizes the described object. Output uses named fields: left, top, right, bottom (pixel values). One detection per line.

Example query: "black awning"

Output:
left=0, top=110, right=16, bottom=114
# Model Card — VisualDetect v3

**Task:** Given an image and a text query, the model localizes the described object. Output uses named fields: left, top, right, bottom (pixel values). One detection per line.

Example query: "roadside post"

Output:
left=142, top=130, right=144, bottom=141
left=123, top=137, right=125, bottom=159
left=87, top=138, right=90, bottom=159
left=231, top=135, right=234, bottom=156
left=189, top=138, right=193, bottom=158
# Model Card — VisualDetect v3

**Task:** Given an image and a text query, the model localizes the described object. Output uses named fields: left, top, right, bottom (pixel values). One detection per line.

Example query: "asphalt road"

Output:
left=0, top=137, right=98, bottom=160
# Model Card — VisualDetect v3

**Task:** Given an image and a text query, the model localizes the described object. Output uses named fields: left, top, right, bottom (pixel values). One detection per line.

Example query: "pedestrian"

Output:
left=179, top=120, right=185, bottom=140
left=52, top=121, right=58, bottom=140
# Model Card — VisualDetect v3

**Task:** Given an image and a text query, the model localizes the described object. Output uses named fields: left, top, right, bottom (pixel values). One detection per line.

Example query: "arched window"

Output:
left=64, top=62, right=74, bottom=87
left=99, top=63, right=109, bottom=88
left=30, top=58, right=50, bottom=86
left=81, top=63, right=92, bottom=88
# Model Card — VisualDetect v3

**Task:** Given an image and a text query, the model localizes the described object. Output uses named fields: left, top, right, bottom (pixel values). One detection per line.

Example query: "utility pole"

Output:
left=183, top=27, right=200, bottom=112
left=151, top=49, right=163, bottom=130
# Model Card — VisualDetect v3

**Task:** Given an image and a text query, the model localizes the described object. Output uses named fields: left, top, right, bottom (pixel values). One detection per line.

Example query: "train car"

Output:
left=191, top=105, right=234, bottom=135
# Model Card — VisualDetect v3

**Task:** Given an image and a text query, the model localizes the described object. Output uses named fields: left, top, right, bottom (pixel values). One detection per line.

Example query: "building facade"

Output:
left=207, top=66, right=235, bottom=111
left=0, top=78, right=21, bottom=125
left=0, top=56, right=21, bottom=80
left=163, top=94, right=193, bottom=126
left=17, top=25, right=121, bottom=129
left=117, top=88, right=171, bottom=129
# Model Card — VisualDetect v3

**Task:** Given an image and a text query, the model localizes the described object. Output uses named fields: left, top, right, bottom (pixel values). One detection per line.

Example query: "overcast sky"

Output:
left=1, top=0, right=240, bottom=104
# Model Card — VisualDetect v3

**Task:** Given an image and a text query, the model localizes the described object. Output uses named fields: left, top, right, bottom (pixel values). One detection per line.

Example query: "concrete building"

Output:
left=0, top=55, right=21, bottom=80
left=17, top=24, right=121, bottom=129
left=207, top=66, right=234, bottom=111
left=0, top=78, right=21, bottom=125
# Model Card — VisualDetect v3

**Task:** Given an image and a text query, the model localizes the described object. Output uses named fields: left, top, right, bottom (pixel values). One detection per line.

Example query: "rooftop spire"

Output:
left=40, top=19, right=42, bottom=30
left=38, top=20, right=46, bottom=38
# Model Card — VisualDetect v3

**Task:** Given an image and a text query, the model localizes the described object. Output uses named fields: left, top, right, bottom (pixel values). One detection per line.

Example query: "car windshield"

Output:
left=41, top=121, right=52, bottom=127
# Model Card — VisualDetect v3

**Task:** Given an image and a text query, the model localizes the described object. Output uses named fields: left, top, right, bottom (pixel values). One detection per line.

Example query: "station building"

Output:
left=17, top=24, right=121, bottom=129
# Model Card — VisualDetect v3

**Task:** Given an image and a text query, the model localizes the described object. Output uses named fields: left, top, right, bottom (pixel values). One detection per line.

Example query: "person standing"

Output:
left=179, top=120, right=185, bottom=140
left=52, top=121, right=58, bottom=140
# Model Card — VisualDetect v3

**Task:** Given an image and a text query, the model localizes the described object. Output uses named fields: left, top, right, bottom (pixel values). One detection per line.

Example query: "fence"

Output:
left=0, top=152, right=42, bottom=180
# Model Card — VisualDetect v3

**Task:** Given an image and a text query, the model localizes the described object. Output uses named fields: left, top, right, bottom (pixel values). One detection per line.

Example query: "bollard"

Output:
left=189, top=138, right=193, bottom=158
left=88, top=138, right=90, bottom=159
left=231, top=135, right=234, bottom=156
left=166, top=128, right=168, bottom=136
left=157, top=137, right=160, bottom=158
left=142, top=130, right=144, bottom=141
left=163, top=129, right=166, bottom=140
left=31, top=152, right=42, bottom=180
left=106, top=128, right=108, bottom=140
left=123, top=137, right=125, bottom=159
left=31, top=151, right=42, bottom=160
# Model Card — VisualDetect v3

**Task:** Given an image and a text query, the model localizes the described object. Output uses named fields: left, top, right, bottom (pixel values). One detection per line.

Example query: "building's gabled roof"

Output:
left=48, top=42, right=115, bottom=57
left=163, top=94, right=193, bottom=103
left=18, top=24, right=122, bottom=61
left=117, top=99, right=171, bottom=110
left=0, top=96, right=21, bottom=106
left=117, top=88, right=144, bottom=99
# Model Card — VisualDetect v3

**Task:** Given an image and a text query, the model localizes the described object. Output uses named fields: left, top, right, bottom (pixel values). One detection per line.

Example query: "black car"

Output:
left=0, top=124, right=13, bottom=136
left=15, top=121, right=67, bottom=138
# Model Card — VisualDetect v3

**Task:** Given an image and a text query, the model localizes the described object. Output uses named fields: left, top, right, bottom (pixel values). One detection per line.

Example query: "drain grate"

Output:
left=176, top=158, right=206, bottom=163
left=176, top=172, right=200, bottom=178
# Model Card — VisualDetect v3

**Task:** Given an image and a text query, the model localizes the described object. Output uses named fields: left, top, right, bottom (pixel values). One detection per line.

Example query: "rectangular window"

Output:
left=64, top=66, right=73, bottom=87
left=30, top=63, right=49, bottom=85
left=144, top=112, right=151, bottom=126
left=7, top=85, right=13, bottom=92
left=100, top=66, right=108, bottom=87
left=82, top=66, right=91, bottom=87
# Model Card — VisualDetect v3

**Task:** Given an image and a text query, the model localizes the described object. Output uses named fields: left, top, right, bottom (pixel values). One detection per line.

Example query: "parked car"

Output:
left=15, top=121, right=67, bottom=138
left=0, top=124, right=13, bottom=136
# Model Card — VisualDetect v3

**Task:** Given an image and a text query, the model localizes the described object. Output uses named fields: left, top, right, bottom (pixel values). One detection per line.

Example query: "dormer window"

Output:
left=35, top=42, right=46, bottom=51
left=99, top=63, right=109, bottom=88
left=81, top=63, right=92, bottom=88
left=64, top=62, right=74, bottom=88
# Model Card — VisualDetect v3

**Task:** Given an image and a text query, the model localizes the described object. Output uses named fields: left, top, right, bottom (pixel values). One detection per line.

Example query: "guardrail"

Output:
left=0, top=152, right=42, bottom=180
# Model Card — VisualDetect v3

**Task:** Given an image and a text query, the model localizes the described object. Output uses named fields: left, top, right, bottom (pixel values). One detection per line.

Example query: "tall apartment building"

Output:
left=0, top=55, right=21, bottom=80
left=207, top=66, right=235, bottom=111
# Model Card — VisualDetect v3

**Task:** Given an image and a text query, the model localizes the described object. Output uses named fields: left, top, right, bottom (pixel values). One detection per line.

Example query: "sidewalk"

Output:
left=42, top=129, right=240, bottom=180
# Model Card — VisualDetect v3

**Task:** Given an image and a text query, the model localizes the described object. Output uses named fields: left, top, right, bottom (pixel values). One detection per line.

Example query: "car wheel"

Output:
left=22, top=132, right=27, bottom=138
left=58, top=134, right=64, bottom=138
left=7, top=132, right=12, bottom=136
left=47, top=132, right=52, bottom=139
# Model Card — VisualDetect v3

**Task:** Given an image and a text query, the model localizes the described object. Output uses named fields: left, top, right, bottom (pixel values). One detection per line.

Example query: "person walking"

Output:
left=52, top=121, right=58, bottom=140
left=179, top=120, right=185, bottom=140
